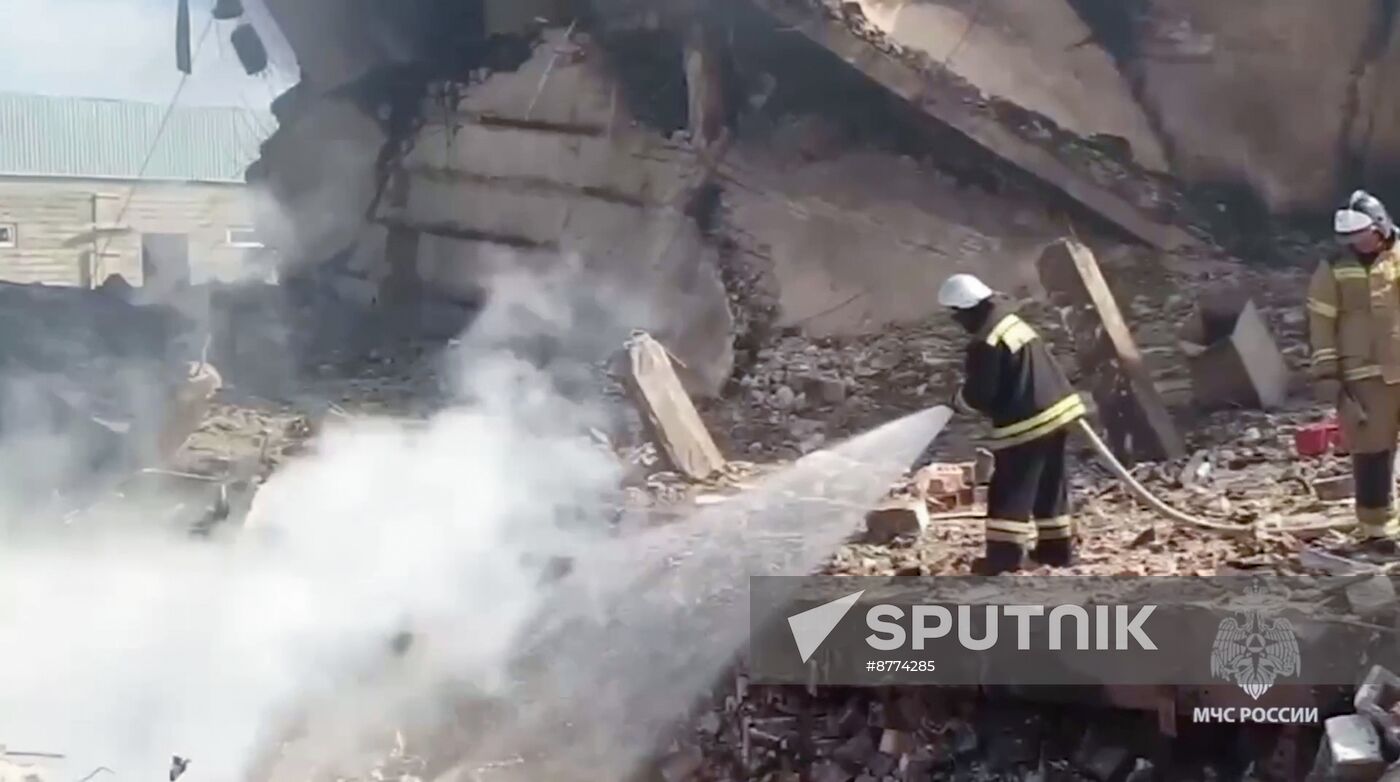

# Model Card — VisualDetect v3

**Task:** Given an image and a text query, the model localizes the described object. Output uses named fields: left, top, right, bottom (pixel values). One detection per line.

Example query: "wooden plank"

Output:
left=739, top=0, right=1201, bottom=252
left=1037, top=238, right=1185, bottom=464
left=624, top=331, right=727, bottom=480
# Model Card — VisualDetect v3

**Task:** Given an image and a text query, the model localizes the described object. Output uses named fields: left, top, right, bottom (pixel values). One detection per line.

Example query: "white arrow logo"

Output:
left=788, top=590, right=865, bottom=663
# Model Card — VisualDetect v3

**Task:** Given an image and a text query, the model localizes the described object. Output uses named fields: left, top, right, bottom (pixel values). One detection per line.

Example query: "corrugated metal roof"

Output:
left=0, top=93, right=273, bottom=184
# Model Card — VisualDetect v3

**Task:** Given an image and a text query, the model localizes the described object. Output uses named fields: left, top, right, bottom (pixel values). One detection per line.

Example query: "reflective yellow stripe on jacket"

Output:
left=1307, top=299, right=1338, bottom=319
left=985, top=314, right=1038, bottom=353
left=1346, top=365, right=1384, bottom=381
left=989, top=393, right=1087, bottom=450
left=1306, top=252, right=1400, bottom=384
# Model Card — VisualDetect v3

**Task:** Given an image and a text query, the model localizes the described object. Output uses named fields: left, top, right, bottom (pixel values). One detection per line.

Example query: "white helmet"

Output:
left=938, top=273, right=994, bottom=310
left=1336, top=189, right=1394, bottom=236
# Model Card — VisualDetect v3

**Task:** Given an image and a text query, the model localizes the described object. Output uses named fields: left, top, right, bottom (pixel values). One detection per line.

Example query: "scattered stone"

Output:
left=773, top=384, right=798, bottom=411
left=865, top=752, right=897, bottom=778
left=1345, top=575, right=1397, bottom=619
left=697, top=711, right=722, bottom=736
left=1125, top=759, right=1154, bottom=782
left=1315, top=475, right=1356, bottom=502
left=865, top=500, right=929, bottom=543
left=811, top=760, right=853, bottom=782
left=1179, top=449, right=1212, bottom=487
left=878, top=729, right=916, bottom=756
left=804, top=374, right=848, bottom=405
left=833, top=731, right=876, bottom=768
left=830, top=700, right=866, bottom=737
left=1356, top=665, right=1400, bottom=753
left=974, top=449, right=995, bottom=484
left=1313, top=714, right=1384, bottom=782
left=949, top=719, right=979, bottom=756
left=659, top=747, right=705, bottom=782
left=898, top=748, right=937, bottom=782
left=1076, top=729, right=1134, bottom=782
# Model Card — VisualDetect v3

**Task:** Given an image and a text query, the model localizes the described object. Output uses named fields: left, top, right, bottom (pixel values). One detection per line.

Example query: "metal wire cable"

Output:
left=93, top=13, right=218, bottom=268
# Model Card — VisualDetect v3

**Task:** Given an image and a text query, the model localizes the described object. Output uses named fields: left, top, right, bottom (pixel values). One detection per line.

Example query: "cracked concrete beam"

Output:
left=740, top=0, right=1202, bottom=252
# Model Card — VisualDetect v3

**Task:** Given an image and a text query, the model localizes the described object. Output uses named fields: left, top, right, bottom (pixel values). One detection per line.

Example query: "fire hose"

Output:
left=1069, top=418, right=1256, bottom=537
left=945, top=400, right=1342, bottom=536
left=1072, top=419, right=1355, bottom=537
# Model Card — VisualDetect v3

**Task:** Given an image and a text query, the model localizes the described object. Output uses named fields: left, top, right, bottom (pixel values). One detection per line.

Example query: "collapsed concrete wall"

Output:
left=721, top=140, right=1057, bottom=338
left=748, top=0, right=1400, bottom=219
left=842, top=0, right=1168, bottom=172
left=1124, top=0, right=1382, bottom=214
left=1070, top=0, right=1400, bottom=216
left=252, top=23, right=738, bottom=396
left=250, top=0, right=1156, bottom=398
left=393, top=30, right=736, bottom=395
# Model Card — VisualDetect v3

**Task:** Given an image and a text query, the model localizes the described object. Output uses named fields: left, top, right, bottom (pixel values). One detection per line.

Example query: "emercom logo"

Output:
left=788, top=590, right=865, bottom=663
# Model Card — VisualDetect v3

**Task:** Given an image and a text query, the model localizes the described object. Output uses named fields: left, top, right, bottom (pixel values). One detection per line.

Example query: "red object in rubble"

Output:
left=1295, top=419, right=1347, bottom=457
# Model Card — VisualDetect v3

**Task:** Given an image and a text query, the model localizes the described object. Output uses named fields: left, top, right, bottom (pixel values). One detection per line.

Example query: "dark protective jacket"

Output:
left=955, top=300, right=1085, bottom=450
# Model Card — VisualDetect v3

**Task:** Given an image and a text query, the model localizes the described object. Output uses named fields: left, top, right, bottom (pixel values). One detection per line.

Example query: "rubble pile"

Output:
left=666, top=675, right=1300, bottom=782
left=706, top=249, right=1313, bottom=464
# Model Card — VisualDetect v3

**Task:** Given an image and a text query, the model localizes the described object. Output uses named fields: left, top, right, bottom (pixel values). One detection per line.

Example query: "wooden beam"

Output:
left=1037, top=238, right=1185, bottom=464
left=740, top=0, right=1201, bottom=252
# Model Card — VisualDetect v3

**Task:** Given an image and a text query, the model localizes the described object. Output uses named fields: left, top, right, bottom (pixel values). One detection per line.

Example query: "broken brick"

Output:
left=911, top=463, right=966, bottom=497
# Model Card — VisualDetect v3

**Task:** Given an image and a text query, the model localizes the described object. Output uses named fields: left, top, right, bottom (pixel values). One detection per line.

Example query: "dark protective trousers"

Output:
left=1355, top=450, right=1400, bottom=540
left=985, top=429, right=1072, bottom=548
left=1337, top=378, right=1400, bottom=540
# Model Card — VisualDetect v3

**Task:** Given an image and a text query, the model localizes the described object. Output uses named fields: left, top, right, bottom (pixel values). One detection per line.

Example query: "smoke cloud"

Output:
left=0, top=262, right=628, bottom=782
left=0, top=244, right=942, bottom=782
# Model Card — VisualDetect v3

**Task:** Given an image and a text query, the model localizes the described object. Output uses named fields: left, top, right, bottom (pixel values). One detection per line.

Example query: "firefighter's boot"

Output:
left=982, top=540, right=1028, bottom=575
left=1031, top=538, right=1075, bottom=567
left=1031, top=516, right=1074, bottom=567
left=1355, top=450, right=1400, bottom=559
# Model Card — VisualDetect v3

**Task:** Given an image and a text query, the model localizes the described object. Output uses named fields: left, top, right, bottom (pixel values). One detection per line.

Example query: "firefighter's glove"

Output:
left=950, top=385, right=975, bottom=416
left=1315, top=378, right=1343, bottom=407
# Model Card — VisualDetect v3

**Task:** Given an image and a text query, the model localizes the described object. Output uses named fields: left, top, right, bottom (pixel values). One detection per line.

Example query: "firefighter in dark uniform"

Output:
left=939, top=273, right=1088, bottom=574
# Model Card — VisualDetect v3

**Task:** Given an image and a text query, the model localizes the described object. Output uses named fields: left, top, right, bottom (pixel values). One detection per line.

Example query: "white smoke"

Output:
left=0, top=264, right=628, bottom=782
left=0, top=249, right=942, bottom=782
